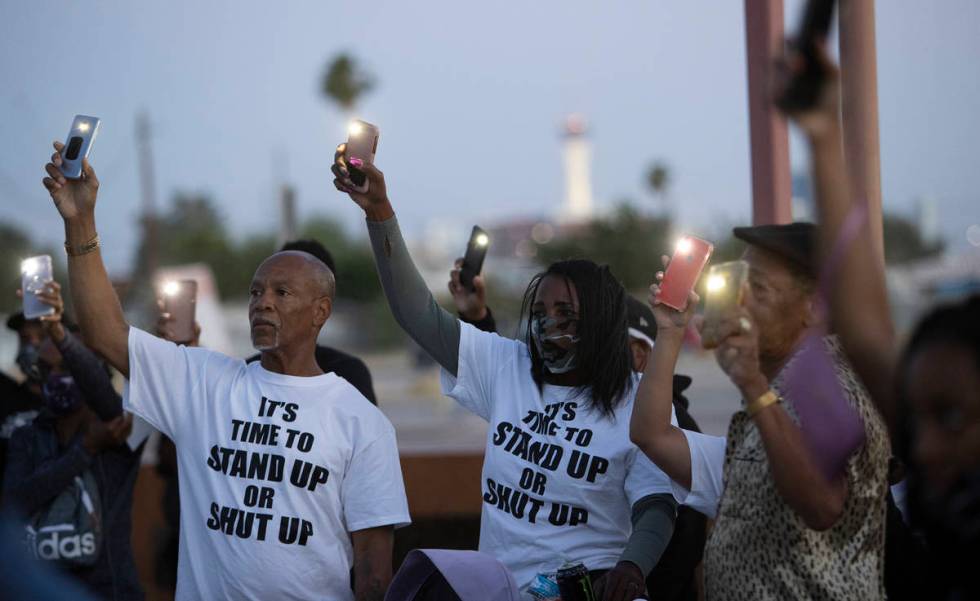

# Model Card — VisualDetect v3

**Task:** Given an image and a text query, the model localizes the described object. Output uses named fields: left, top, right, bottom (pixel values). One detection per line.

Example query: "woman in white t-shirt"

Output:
left=332, top=147, right=678, bottom=600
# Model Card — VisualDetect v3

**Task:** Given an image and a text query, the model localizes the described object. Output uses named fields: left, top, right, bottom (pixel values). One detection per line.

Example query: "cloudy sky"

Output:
left=2, top=0, right=978, bottom=273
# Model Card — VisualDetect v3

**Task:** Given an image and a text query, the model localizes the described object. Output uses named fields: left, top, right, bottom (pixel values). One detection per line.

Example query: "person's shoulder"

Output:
left=323, top=374, right=393, bottom=429
left=459, top=321, right=526, bottom=359
left=316, top=345, right=370, bottom=376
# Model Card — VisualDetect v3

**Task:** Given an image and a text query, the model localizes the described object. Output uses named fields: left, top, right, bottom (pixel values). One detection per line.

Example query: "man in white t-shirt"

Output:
left=41, top=145, right=410, bottom=601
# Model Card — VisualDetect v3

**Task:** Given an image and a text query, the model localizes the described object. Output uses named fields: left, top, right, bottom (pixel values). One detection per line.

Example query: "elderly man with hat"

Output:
left=630, top=222, right=890, bottom=600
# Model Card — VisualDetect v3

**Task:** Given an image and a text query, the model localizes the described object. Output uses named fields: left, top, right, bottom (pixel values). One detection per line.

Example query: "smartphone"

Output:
left=345, top=120, right=380, bottom=193
left=776, top=0, right=837, bottom=112
left=701, top=260, right=749, bottom=349
left=60, top=115, right=101, bottom=179
left=21, top=255, right=55, bottom=320
left=159, top=279, right=198, bottom=344
left=459, top=226, right=490, bottom=291
left=657, top=236, right=714, bottom=311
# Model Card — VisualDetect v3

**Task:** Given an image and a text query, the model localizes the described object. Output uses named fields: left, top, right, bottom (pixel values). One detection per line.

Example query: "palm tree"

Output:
left=646, top=161, right=671, bottom=215
left=321, top=53, right=375, bottom=119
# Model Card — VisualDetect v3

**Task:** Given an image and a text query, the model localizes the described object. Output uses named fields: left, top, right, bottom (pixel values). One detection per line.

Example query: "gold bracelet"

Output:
left=747, top=389, right=780, bottom=417
left=65, top=234, right=100, bottom=257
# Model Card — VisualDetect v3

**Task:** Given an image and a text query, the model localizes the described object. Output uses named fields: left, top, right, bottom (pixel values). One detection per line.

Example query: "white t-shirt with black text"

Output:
left=440, top=323, right=675, bottom=592
left=124, top=327, right=410, bottom=601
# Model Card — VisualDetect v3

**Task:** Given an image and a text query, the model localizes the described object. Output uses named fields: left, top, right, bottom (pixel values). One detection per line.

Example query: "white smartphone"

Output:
left=60, top=115, right=101, bottom=179
left=345, top=120, right=379, bottom=193
left=21, top=255, right=55, bottom=320
left=158, top=279, right=198, bottom=344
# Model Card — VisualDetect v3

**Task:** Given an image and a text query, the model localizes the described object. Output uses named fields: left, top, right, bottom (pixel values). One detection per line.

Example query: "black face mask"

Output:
left=530, top=316, right=581, bottom=374
left=915, top=466, right=980, bottom=549
left=42, top=374, right=84, bottom=416
left=16, top=344, right=42, bottom=384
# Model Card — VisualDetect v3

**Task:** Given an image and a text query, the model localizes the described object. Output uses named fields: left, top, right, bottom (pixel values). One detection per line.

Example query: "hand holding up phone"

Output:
left=648, top=254, right=700, bottom=339
left=332, top=143, right=390, bottom=218
left=43, top=140, right=100, bottom=222
left=449, top=258, right=488, bottom=322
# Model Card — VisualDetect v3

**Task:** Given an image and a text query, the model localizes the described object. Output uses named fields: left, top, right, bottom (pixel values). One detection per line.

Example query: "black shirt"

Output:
left=246, top=346, right=377, bottom=405
left=0, top=372, right=43, bottom=490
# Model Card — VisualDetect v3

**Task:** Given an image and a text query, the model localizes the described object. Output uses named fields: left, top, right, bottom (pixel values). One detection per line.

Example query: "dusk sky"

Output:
left=2, top=0, right=978, bottom=273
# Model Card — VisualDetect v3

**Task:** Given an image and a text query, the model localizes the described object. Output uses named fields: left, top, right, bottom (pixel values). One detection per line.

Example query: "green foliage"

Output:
left=534, top=203, right=672, bottom=291
left=883, top=213, right=945, bottom=265
left=321, top=54, right=374, bottom=112
left=139, top=195, right=380, bottom=303
left=299, top=217, right=382, bottom=303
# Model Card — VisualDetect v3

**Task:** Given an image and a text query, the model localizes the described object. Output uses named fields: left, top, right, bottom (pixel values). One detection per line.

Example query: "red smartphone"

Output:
left=656, top=236, right=714, bottom=311
left=159, top=279, right=198, bottom=344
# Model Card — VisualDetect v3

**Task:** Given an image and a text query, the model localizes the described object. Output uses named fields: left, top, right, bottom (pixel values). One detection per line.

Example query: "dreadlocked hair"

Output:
left=519, top=259, right=633, bottom=418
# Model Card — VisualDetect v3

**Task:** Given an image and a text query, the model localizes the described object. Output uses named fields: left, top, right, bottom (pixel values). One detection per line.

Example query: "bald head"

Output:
left=249, top=251, right=336, bottom=355
left=259, top=251, right=336, bottom=301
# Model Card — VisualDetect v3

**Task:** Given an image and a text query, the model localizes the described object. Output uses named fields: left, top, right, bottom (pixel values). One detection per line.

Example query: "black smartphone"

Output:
left=459, top=226, right=490, bottom=291
left=776, top=0, right=837, bottom=112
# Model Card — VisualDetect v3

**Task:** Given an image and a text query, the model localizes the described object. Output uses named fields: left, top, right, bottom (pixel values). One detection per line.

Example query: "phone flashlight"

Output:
left=676, top=238, right=693, bottom=254
left=706, top=274, right=727, bottom=293
left=475, top=233, right=490, bottom=247
left=162, top=281, right=181, bottom=297
left=21, top=255, right=55, bottom=320
left=21, top=258, right=40, bottom=276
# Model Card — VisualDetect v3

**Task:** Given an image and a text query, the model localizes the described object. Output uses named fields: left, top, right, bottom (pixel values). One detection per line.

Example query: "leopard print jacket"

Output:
left=703, top=337, right=890, bottom=600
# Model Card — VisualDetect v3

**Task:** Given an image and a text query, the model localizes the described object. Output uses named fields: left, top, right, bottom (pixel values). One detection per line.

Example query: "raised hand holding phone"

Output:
left=655, top=236, right=713, bottom=311
left=449, top=257, right=488, bottom=322
left=21, top=255, right=56, bottom=320
left=332, top=142, right=392, bottom=221
left=344, top=120, right=379, bottom=193
left=157, top=279, right=198, bottom=345
left=43, top=140, right=100, bottom=221
left=649, top=254, right=700, bottom=339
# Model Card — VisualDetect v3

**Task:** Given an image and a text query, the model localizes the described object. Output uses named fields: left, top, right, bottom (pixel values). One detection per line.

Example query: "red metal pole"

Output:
left=744, top=0, right=793, bottom=226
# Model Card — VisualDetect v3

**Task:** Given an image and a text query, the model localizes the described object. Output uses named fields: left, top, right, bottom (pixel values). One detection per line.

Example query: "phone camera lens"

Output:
left=65, top=136, right=83, bottom=160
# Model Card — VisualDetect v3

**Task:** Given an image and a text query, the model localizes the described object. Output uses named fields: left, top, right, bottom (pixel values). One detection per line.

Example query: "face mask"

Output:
left=42, top=374, right=84, bottom=416
left=531, top=317, right=580, bottom=374
left=16, top=344, right=42, bottom=383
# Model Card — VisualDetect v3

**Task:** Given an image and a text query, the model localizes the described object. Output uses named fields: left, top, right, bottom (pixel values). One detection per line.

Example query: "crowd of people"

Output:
left=0, top=30, right=976, bottom=601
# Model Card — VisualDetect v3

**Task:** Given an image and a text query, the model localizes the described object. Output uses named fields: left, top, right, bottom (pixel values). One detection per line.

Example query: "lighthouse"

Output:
left=560, top=114, right=594, bottom=223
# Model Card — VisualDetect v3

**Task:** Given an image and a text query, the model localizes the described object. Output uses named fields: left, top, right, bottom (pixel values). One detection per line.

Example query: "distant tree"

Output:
left=883, top=213, right=945, bottom=265
left=321, top=53, right=375, bottom=116
left=646, top=161, right=671, bottom=214
left=535, top=202, right=672, bottom=292
left=299, top=216, right=381, bottom=303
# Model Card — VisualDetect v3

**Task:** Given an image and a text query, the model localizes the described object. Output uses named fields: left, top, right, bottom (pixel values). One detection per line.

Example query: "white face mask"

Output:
left=531, top=317, right=580, bottom=374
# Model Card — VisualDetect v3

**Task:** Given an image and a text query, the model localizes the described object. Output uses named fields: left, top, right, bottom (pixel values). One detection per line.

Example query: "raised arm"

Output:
left=629, top=264, right=698, bottom=489
left=779, top=47, right=898, bottom=428
left=42, top=143, right=130, bottom=378
left=331, top=145, right=462, bottom=375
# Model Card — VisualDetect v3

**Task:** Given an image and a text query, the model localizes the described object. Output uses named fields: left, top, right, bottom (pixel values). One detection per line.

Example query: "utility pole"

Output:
left=277, top=184, right=297, bottom=248
left=135, top=112, right=159, bottom=280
